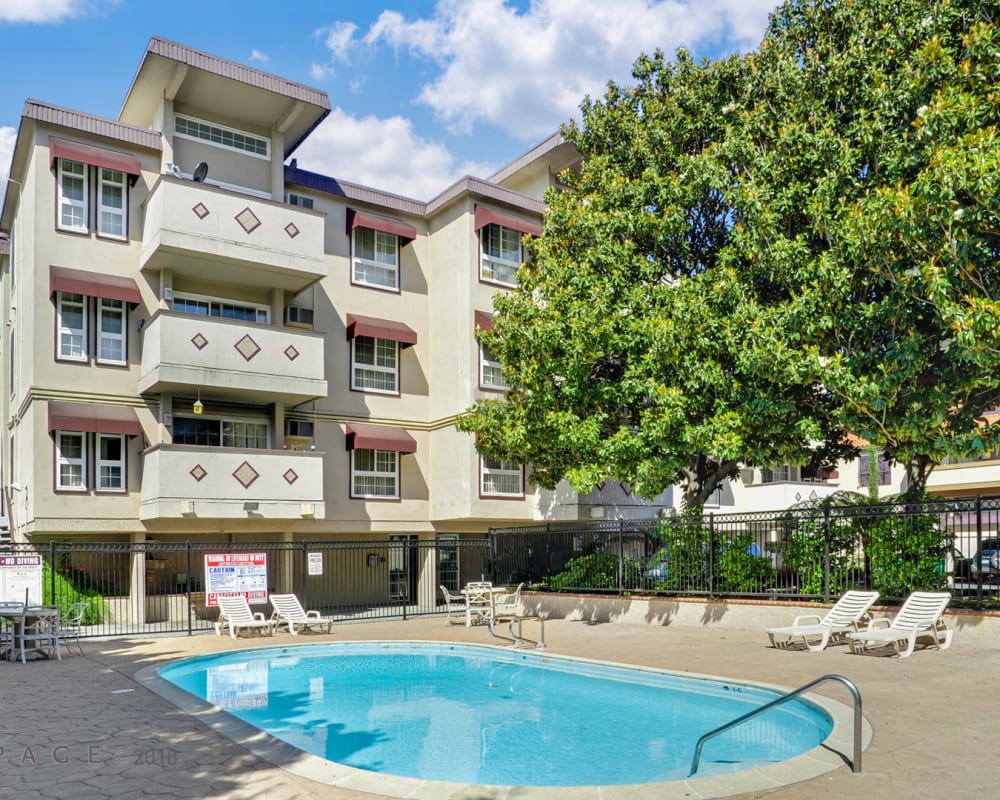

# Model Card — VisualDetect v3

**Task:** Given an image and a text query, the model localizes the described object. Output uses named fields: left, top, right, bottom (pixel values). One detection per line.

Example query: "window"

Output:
left=57, top=159, right=88, bottom=232
left=175, top=114, right=269, bottom=158
left=352, top=227, right=399, bottom=289
left=351, top=449, right=398, bottom=498
left=56, top=160, right=128, bottom=239
left=173, top=416, right=269, bottom=449
left=761, top=465, right=792, bottom=483
left=96, top=434, right=125, bottom=491
left=480, top=344, right=506, bottom=389
left=859, top=452, right=892, bottom=487
left=57, top=292, right=87, bottom=361
left=97, top=168, right=126, bottom=238
left=97, top=299, right=126, bottom=364
left=351, top=336, right=399, bottom=393
left=173, top=293, right=268, bottom=323
left=55, top=292, right=130, bottom=365
left=55, top=431, right=86, bottom=491
left=286, top=192, right=314, bottom=209
left=481, top=456, right=523, bottom=497
left=480, top=223, right=522, bottom=286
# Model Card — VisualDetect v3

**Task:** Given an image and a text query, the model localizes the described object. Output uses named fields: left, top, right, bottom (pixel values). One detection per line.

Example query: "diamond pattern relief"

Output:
left=235, top=207, right=262, bottom=234
left=284, top=344, right=300, bottom=361
left=284, top=222, right=300, bottom=239
left=234, top=334, right=261, bottom=361
left=190, top=464, right=207, bottom=482
left=191, top=332, right=209, bottom=350
left=233, top=461, right=260, bottom=489
left=192, top=202, right=210, bottom=219
left=283, top=468, right=299, bottom=485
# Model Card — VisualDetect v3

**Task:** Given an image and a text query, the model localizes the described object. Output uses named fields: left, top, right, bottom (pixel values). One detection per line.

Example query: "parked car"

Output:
left=969, top=538, right=1000, bottom=582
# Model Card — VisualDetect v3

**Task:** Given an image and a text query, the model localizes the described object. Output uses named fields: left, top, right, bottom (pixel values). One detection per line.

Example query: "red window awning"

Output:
left=50, top=266, right=142, bottom=304
left=49, top=137, right=142, bottom=177
left=474, top=310, right=494, bottom=332
left=48, top=400, right=141, bottom=436
left=345, top=313, right=417, bottom=347
left=345, top=423, right=417, bottom=454
left=346, top=208, right=417, bottom=243
left=474, top=205, right=543, bottom=237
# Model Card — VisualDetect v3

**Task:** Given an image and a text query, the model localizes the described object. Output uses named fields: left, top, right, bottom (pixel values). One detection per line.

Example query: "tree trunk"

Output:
left=680, top=455, right=740, bottom=514
left=903, top=453, right=934, bottom=499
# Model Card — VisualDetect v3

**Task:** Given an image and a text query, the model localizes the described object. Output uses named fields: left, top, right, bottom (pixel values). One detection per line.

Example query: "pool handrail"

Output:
left=689, top=673, right=862, bottom=777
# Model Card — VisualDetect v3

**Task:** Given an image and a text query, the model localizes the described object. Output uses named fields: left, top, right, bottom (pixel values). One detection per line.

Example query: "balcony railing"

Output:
left=139, top=175, right=326, bottom=292
left=138, top=310, right=327, bottom=405
left=139, top=444, right=324, bottom=521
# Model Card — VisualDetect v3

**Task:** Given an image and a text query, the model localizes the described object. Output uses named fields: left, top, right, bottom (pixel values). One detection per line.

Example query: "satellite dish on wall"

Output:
left=192, top=162, right=208, bottom=183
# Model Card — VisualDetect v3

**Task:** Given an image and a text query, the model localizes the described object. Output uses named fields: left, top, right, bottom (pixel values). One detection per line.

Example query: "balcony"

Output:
left=138, top=310, right=327, bottom=405
left=139, top=444, right=325, bottom=521
left=139, top=175, right=326, bottom=292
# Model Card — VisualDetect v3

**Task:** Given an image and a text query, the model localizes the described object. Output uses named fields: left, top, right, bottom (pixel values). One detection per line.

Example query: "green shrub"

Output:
left=43, top=562, right=104, bottom=624
left=717, top=533, right=775, bottom=593
left=864, top=512, right=954, bottom=598
left=545, top=552, right=643, bottom=591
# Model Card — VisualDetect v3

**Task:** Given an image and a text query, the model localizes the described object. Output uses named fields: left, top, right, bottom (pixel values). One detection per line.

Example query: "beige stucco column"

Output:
left=129, top=531, right=147, bottom=625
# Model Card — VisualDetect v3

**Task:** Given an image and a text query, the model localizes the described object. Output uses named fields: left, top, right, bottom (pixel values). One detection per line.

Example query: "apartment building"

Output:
left=0, top=36, right=609, bottom=575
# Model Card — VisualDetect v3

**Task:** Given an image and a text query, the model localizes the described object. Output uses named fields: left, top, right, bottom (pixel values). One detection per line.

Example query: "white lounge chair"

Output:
left=846, top=591, right=953, bottom=658
left=767, top=590, right=880, bottom=652
left=439, top=585, right=467, bottom=625
left=269, top=593, right=334, bottom=635
left=214, top=595, right=274, bottom=639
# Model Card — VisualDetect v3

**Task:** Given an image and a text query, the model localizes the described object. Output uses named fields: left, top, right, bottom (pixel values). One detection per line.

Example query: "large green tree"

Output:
left=461, top=0, right=1000, bottom=508
left=729, top=0, right=1000, bottom=495
left=460, top=50, right=852, bottom=511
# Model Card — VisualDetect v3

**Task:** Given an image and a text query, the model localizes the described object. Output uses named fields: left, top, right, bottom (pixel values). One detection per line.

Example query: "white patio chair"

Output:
left=17, top=606, right=62, bottom=664
left=439, top=585, right=467, bottom=625
left=767, top=590, right=880, bottom=652
left=846, top=591, right=953, bottom=658
left=492, top=582, right=525, bottom=622
left=269, top=593, right=334, bottom=635
left=57, top=601, right=89, bottom=656
left=214, top=596, right=274, bottom=639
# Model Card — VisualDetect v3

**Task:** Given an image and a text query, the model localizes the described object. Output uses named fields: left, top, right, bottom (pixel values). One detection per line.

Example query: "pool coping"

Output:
left=135, top=639, right=872, bottom=800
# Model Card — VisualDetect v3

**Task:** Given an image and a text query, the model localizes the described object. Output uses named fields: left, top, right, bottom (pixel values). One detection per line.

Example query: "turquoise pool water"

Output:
left=159, top=642, right=833, bottom=786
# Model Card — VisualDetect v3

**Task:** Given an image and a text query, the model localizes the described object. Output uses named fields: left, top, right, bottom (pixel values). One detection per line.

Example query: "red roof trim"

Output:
left=50, top=266, right=142, bottom=304
left=48, top=401, right=141, bottom=436
left=345, top=423, right=417, bottom=454
left=346, top=208, right=417, bottom=242
left=474, top=204, right=542, bottom=237
left=345, top=313, right=417, bottom=347
left=49, top=137, right=142, bottom=176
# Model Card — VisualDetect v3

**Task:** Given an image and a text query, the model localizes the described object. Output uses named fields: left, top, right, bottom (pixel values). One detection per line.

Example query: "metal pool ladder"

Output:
left=487, top=615, right=547, bottom=648
left=689, top=673, right=863, bottom=778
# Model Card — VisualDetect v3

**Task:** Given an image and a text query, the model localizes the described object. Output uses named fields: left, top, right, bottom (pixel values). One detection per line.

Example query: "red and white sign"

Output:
left=204, top=552, right=268, bottom=606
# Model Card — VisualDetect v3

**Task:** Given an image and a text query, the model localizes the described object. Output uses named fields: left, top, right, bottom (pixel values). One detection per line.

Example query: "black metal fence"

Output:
left=490, top=495, right=1000, bottom=608
left=4, top=495, right=1000, bottom=641
left=2, top=538, right=491, bottom=639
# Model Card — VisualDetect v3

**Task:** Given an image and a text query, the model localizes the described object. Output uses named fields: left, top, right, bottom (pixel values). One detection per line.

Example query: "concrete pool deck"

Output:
left=0, top=615, right=995, bottom=799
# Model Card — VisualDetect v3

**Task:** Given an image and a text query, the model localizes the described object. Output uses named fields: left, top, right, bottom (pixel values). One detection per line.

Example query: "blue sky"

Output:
left=0, top=0, right=776, bottom=201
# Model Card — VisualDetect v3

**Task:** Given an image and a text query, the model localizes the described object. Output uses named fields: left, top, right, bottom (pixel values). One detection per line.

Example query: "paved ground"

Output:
left=0, top=616, right=995, bottom=799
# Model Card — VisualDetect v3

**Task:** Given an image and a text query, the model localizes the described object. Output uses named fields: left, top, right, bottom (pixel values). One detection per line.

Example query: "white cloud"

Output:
left=310, top=63, right=335, bottom=81
left=364, top=0, right=774, bottom=140
left=249, top=49, right=269, bottom=63
left=0, top=0, right=82, bottom=23
left=322, top=20, right=359, bottom=63
left=293, top=109, right=496, bottom=200
left=1, top=125, right=17, bottom=205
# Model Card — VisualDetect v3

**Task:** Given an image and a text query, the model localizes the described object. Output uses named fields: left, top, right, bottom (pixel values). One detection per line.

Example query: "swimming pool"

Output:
left=152, top=640, right=849, bottom=795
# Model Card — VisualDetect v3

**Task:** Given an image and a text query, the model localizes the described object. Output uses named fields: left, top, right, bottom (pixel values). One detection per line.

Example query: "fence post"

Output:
left=49, top=540, right=57, bottom=604
left=708, top=513, right=715, bottom=599
left=823, top=505, right=831, bottom=602
left=186, top=541, right=192, bottom=636
left=975, top=495, right=983, bottom=606
left=301, top=541, right=309, bottom=610
left=618, top=518, right=625, bottom=593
